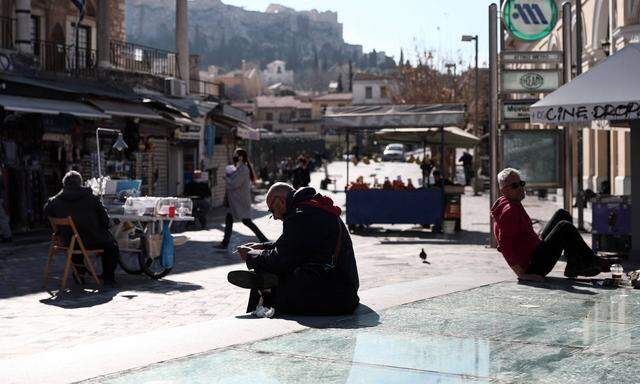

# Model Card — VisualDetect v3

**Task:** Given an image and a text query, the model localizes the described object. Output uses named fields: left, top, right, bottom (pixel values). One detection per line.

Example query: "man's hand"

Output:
left=518, top=274, right=545, bottom=282
left=236, top=245, right=252, bottom=261
left=242, top=242, right=266, bottom=250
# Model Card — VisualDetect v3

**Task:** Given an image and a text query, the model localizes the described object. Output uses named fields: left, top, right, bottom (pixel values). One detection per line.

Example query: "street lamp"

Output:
left=95, top=127, right=128, bottom=180
left=462, top=34, right=480, bottom=194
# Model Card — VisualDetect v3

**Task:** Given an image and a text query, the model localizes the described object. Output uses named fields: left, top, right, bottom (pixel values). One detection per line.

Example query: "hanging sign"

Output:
left=531, top=101, right=640, bottom=125
left=501, top=70, right=561, bottom=93
left=501, top=99, right=538, bottom=122
left=501, top=50, right=563, bottom=64
left=174, top=127, right=201, bottom=140
left=503, top=0, right=558, bottom=41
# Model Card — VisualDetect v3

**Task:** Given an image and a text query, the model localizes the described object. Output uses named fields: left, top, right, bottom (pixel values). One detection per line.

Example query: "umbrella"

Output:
left=375, top=127, right=480, bottom=148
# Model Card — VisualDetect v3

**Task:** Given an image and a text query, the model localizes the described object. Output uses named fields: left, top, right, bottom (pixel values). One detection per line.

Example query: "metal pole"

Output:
left=489, top=3, right=499, bottom=248
left=473, top=35, right=481, bottom=195
left=96, top=129, right=102, bottom=178
left=562, top=2, right=574, bottom=216
left=631, top=120, right=640, bottom=262
left=607, top=0, right=615, bottom=194
left=423, top=140, right=427, bottom=187
left=440, top=127, right=445, bottom=188
left=576, top=0, right=585, bottom=229
left=345, top=131, right=350, bottom=189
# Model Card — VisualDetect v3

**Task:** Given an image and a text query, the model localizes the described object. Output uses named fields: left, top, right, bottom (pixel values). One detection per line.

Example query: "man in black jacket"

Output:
left=44, top=171, right=118, bottom=284
left=228, top=183, right=359, bottom=316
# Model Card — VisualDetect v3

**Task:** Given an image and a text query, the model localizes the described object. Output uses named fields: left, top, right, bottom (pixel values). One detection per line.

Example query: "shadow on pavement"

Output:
left=40, top=287, right=119, bottom=309
left=39, top=279, right=204, bottom=308
left=235, top=303, right=381, bottom=329
left=355, top=227, right=489, bottom=246
left=518, top=276, right=599, bottom=295
left=0, top=236, right=250, bottom=300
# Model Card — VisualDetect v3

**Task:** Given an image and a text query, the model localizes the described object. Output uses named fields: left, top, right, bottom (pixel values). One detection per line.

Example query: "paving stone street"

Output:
left=0, top=161, right=584, bottom=364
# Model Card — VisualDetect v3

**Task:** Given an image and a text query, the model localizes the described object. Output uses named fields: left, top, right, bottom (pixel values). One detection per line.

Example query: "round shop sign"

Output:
left=519, top=72, right=544, bottom=90
left=503, top=0, right=558, bottom=41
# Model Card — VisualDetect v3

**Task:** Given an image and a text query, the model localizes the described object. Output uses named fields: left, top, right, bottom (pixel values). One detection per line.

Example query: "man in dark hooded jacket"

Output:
left=44, top=171, right=118, bottom=284
left=228, top=183, right=359, bottom=316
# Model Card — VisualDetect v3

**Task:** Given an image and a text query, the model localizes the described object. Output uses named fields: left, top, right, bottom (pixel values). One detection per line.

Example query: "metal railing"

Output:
left=189, top=78, right=220, bottom=97
left=32, top=40, right=97, bottom=75
left=0, top=17, right=14, bottom=49
left=110, top=40, right=178, bottom=78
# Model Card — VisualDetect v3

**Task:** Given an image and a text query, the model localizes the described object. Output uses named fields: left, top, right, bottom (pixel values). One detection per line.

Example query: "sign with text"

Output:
left=502, top=129, right=563, bottom=188
left=530, top=101, right=640, bottom=124
left=501, top=99, right=537, bottom=122
left=501, top=50, right=563, bottom=63
left=501, top=70, right=561, bottom=93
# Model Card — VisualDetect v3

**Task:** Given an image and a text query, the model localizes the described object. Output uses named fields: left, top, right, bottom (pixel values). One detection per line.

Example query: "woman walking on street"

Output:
left=215, top=148, right=269, bottom=250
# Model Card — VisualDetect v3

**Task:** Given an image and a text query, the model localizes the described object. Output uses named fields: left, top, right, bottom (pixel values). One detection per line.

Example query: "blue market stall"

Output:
left=323, top=105, right=475, bottom=230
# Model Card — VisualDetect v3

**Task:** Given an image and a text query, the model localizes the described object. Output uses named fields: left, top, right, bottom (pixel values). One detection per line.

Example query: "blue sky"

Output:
left=222, top=0, right=496, bottom=70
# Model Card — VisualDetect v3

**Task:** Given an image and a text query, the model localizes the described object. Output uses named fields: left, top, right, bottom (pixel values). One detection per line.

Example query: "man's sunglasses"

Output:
left=508, top=180, right=526, bottom=189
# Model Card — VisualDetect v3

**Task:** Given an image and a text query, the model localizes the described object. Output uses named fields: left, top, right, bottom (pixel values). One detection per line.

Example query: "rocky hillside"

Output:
left=126, top=0, right=369, bottom=72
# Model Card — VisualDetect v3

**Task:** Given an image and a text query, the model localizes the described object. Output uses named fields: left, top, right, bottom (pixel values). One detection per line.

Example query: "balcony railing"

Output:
left=189, top=78, right=220, bottom=97
left=32, top=40, right=97, bottom=75
left=0, top=17, right=14, bottom=49
left=110, top=40, right=178, bottom=78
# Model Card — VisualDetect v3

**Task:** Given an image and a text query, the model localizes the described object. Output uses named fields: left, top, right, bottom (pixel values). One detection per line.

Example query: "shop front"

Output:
left=0, top=94, right=110, bottom=231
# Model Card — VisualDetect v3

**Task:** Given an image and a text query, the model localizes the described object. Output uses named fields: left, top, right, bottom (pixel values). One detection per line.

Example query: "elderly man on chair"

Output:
left=44, top=171, right=119, bottom=285
left=491, top=168, right=601, bottom=282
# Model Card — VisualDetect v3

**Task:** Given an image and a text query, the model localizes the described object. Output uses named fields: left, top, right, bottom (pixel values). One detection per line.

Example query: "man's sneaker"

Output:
left=565, top=264, right=601, bottom=278
left=252, top=305, right=275, bottom=318
left=227, top=270, right=279, bottom=290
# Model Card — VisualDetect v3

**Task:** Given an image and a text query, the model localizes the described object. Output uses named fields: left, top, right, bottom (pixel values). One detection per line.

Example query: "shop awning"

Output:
left=0, top=94, right=109, bottom=118
left=323, top=104, right=465, bottom=129
left=375, top=127, right=480, bottom=148
left=531, top=44, right=640, bottom=125
left=166, top=115, right=199, bottom=127
left=88, top=99, right=162, bottom=120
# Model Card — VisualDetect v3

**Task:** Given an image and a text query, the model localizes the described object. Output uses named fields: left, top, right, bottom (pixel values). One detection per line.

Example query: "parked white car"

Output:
left=382, top=143, right=406, bottom=162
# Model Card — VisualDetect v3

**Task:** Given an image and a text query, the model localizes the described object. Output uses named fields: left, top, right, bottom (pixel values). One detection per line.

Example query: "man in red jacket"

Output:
left=491, top=168, right=600, bottom=281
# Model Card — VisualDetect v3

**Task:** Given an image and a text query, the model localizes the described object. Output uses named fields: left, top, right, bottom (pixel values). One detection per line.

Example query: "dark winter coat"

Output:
left=44, top=186, right=114, bottom=247
left=291, top=166, right=311, bottom=189
left=246, top=187, right=360, bottom=314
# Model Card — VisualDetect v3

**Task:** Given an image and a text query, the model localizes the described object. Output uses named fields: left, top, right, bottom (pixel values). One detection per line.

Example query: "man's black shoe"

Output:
left=227, top=270, right=278, bottom=290
left=213, top=243, right=228, bottom=250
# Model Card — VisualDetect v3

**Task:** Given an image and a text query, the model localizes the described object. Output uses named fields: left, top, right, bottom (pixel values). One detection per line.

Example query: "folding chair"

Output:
left=43, top=216, right=103, bottom=290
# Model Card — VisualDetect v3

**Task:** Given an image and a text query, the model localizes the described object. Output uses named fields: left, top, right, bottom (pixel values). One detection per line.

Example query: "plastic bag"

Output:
left=160, top=221, right=174, bottom=268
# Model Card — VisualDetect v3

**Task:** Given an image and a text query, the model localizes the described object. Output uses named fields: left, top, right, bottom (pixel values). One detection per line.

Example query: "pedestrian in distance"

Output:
left=459, top=151, right=474, bottom=186
left=491, top=168, right=601, bottom=282
left=228, top=183, right=360, bottom=317
left=291, top=155, right=311, bottom=189
left=215, top=149, right=268, bottom=250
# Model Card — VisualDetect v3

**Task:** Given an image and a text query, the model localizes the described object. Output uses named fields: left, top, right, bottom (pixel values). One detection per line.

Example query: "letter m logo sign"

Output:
left=513, top=3, right=549, bottom=25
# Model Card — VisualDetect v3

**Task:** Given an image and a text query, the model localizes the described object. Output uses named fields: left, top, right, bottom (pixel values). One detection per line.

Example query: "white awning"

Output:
left=0, top=94, right=109, bottom=119
left=531, top=44, right=640, bottom=125
left=236, top=123, right=260, bottom=141
left=88, top=99, right=162, bottom=120
left=323, top=104, right=465, bottom=129
left=375, top=127, right=480, bottom=148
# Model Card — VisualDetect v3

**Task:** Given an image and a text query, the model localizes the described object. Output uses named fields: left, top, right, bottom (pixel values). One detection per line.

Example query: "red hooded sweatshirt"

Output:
left=490, top=196, right=541, bottom=269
